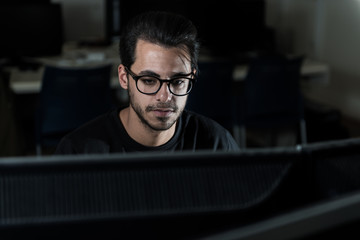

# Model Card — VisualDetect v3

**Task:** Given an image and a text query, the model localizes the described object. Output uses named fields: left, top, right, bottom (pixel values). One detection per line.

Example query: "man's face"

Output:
left=126, top=40, right=193, bottom=131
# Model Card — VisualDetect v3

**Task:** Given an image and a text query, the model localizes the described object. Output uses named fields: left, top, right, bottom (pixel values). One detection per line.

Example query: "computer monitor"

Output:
left=0, top=149, right=303, bottom=239
left=3, top=137, right=360, bottom=239
left=0, top=3, right=63, bottom=63
left=105, top=0, right=272, bottom=58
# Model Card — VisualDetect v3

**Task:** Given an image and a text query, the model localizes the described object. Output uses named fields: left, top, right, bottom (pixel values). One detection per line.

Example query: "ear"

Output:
left=118, top=64, right=128, bottom=90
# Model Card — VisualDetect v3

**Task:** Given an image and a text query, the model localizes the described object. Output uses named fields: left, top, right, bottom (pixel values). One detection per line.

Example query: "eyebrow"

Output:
left=138, top=70, right=160, bottom=77
left=138, top=70, right=192, bottom=78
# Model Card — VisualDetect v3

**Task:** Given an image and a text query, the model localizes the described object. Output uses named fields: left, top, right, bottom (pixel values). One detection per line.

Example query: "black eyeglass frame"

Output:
left=124, top=66, right=196, bottom=96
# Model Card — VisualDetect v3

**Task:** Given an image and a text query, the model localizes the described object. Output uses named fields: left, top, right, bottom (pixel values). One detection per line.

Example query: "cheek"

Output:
left=129, top=84, right=150, bottom=106
left=177, top=96, right=188, bottom=109
left=128, top=84, right=140, bottom=105
left=128, top=80, right=141, bottom=100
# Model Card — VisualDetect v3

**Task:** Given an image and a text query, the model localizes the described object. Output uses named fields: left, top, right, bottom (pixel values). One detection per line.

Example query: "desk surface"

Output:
left=7, top=43, right=330, bottom=94
left=9, top=63, right=121, bottom=94
left=233, top=58, right=329, bottom=82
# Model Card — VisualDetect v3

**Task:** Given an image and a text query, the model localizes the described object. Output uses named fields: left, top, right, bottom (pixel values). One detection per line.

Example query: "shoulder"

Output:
left=182, top=110, right=227, bottom=132
left=68, top=109, right=116, bottom=138
left=55, top=109, right=120, bottom=154
left=181, top=110, right=240, bottom=151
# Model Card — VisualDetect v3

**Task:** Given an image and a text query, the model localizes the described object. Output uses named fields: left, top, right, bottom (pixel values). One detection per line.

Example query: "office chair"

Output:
left=0, top=70, right=24, bottom=156
left=35, top=64, right=114, bottom=155
left=186, top=60, right=235, bottom=132
left=234, top=54, right=307, bottom=148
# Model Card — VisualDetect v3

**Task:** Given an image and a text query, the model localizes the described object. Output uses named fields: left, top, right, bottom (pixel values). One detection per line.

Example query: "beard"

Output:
left=128, top=89, right=184, bottom=131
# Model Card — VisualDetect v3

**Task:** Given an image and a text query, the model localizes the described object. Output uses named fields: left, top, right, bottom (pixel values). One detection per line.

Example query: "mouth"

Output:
left=152, top=108, right=175, bottom=118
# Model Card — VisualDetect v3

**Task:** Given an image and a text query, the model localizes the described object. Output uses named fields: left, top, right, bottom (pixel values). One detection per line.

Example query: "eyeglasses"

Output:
left=124, top=66, right=196, bottom=96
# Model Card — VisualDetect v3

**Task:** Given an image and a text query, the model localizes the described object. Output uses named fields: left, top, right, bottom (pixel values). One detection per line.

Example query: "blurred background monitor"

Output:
left=106, top=0, right=274, bottom=59
left=0, top=3, right=63, bottom=64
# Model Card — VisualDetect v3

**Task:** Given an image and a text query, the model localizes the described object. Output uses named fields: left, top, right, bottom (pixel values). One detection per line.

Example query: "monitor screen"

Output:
left=0, top=3, right=63, bottom=60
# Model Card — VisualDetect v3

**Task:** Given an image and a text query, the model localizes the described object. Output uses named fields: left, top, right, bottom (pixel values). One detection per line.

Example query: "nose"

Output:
left=155, top=83, right=172, bottom=102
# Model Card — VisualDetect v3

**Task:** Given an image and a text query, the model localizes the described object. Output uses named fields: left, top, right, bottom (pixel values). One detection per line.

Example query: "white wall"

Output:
left=267, top=0, right=360, bottom=120
left=314, top=0, right=360, bottom=120
left=51, top=0, right=106, bottom=42
left=266, top=0, right=318, bottom=57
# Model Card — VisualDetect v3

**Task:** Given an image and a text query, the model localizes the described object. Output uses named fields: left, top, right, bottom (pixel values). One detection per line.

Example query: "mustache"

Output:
left=146, top=103, right=178, bottom=112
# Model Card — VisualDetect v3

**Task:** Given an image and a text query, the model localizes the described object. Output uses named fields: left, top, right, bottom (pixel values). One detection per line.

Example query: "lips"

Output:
left=152, top=108, right=175, bottom=117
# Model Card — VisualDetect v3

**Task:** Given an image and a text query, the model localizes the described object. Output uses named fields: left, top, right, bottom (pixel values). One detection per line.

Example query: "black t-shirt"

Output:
left=55, top=108, right=240, bottom=154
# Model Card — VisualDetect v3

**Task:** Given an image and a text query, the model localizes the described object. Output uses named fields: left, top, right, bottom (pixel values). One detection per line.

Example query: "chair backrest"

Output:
left=186, top=60, right=235, bottom=131
left=36, top=64, right=113, bottom=146
left=0, top=70, right=24, bottom=156
left=240, top=54, right=304, bottom=127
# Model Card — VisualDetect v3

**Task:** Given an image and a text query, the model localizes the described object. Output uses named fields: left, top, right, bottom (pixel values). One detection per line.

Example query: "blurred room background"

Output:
left=1, top=0, right=360, bottom=156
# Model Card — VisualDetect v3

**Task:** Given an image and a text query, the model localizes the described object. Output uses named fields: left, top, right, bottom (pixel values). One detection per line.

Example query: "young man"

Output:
left=55, top=11, right=239, bottom=154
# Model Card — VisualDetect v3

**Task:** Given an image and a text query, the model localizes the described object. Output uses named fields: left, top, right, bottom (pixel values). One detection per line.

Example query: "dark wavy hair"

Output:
left=119, top=11, right=200, bottom=74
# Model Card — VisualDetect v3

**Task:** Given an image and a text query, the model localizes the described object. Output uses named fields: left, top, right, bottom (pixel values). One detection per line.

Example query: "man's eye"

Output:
left=140, top=77, right=157, bottom=85
left=172, top=79, right=185, bottom=86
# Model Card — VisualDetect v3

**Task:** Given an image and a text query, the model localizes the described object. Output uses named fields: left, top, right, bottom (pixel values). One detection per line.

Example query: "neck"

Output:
left=119, top=107, right=176, bottom=147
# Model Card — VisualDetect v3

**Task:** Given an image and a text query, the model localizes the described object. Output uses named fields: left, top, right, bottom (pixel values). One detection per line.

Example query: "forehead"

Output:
left=132, top=39, right=192, bottom=74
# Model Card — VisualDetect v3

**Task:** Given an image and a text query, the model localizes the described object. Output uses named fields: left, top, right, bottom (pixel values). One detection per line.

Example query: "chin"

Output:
left=151, top=121, right=175, bottom=131
left=148, top=117, right=177, bottom=131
